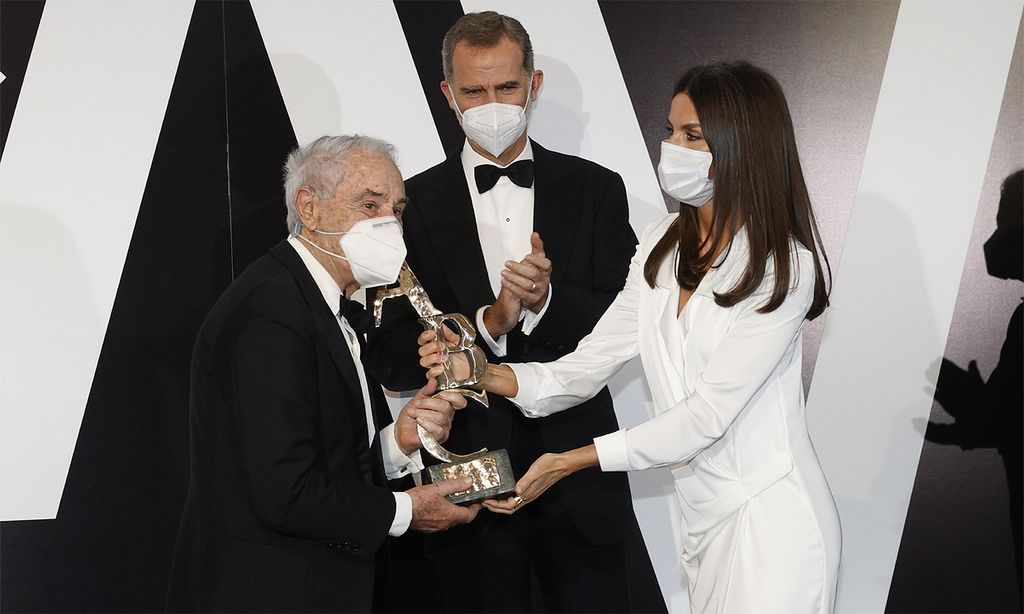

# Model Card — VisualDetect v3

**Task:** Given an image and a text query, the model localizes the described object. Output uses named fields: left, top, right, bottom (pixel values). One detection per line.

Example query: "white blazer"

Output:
left=510, top=214, right=841, bottom=614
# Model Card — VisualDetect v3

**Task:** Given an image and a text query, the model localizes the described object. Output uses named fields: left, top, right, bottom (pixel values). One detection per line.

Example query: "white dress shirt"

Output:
left=288, top=236, right=423, bottom=536
left=460, top=140, right=551, bottom=356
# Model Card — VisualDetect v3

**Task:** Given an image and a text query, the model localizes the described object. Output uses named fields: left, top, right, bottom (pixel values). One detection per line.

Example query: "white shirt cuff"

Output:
left=475, top=305, right=508, bottom=357
left=593, top=429, right=631, bottom=472
left=521, top=283, right=552, bottom=335
left=381, top=423, right=424, bottom=479
left=389, top=491, right=412, bottom=536
left=506, top=362, right=547, bottom=418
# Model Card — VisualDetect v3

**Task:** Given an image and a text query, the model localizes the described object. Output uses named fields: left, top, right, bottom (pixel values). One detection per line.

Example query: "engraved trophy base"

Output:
left=425, top=448, right=516, bottom=505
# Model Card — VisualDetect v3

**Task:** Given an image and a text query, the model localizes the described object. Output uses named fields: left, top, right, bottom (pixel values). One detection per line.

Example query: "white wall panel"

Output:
left=0, top=0, right=194, bottom=521
left=250, top=0, right=445, bottom=179
left=805, top=2, right=1023, bottom=612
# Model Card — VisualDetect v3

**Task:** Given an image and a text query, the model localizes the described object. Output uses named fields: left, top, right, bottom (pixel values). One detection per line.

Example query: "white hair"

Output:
left=283, top=134, right=398, bottom=233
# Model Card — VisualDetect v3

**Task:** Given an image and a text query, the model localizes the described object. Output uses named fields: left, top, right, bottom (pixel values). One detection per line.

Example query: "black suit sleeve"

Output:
left=530, top=170, right=638, bottom=349
left=227, top=285, right=395, bottom=555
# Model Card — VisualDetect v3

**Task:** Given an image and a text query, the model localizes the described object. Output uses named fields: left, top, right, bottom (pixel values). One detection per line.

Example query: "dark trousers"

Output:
left=427, top=495, right=631, bottom=613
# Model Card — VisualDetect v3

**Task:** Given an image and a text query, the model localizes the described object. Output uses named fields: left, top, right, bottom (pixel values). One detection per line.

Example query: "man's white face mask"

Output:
left=297, top=216, right=406, bottom=288
left=452, top=75, right=534, bottom=158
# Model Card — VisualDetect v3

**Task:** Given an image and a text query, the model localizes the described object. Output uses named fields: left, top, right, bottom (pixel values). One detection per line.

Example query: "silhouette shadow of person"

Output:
left=927, top=169, right=1022, bottom=605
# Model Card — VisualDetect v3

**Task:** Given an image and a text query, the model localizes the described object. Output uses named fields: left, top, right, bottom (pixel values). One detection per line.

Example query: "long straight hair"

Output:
left=645, top=62, right=831, bottom=320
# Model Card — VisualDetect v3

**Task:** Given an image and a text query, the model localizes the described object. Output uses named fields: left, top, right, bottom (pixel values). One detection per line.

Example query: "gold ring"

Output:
left=512, top=495, right=525, bottom=507
left=530, top=281, right=537, bottom=292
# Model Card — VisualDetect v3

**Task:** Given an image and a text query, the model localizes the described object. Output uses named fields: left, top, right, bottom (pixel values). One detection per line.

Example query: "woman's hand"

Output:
left=417, top=325, right=521, bottom=398
left=483, top=445, right=599, bottom=515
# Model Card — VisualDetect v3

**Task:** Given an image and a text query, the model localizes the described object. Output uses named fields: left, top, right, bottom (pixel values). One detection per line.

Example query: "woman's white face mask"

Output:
left=297, top=216, right=406, bottom=288
left=657, top=140, right=715, bottom=207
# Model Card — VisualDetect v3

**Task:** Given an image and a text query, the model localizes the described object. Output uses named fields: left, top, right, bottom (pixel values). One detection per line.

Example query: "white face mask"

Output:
left=297, top=216, right=406, bottom=288
left=657, top=140, right=715, bottom=207
left=452, top=75, right=533, bottom=158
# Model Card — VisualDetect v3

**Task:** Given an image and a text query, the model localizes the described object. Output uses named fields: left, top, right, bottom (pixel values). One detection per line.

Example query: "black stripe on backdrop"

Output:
left=0, top=1, right=295, bottom=610
left=0, top=0, right=46, bottom=161
left=394, top=0, right=465, bottom=156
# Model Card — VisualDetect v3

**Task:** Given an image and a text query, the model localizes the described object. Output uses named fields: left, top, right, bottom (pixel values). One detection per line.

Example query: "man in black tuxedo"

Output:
left=367, top=12, right=640, bottom=613
left=167, top=135, right=479, bottom=613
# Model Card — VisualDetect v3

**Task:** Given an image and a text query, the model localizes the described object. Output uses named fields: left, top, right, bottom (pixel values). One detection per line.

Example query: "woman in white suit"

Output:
left=421, top=61, right=841, bottom=614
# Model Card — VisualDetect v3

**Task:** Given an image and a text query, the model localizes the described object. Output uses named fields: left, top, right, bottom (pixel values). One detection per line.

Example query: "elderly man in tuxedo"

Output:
left=167, top=135, right=479, bottom=613
left=367, top=12, right=642, bottom=613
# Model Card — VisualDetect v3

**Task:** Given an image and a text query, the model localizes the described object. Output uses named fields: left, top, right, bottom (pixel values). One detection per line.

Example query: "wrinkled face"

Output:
left=294, top=150, right=407, bottom=290
left=666, top=93, right=710, bottom=154
left=442, top=35, right=539, bottom=113
left=300, top=150, right=407, bottom=234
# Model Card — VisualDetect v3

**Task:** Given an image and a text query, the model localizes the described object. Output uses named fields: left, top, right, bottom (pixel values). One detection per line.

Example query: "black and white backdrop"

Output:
left=0, top=1, right=1021, bottom=612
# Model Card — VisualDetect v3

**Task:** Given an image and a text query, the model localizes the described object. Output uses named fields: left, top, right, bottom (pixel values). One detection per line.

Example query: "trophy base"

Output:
left=425, top=449, right=516, bottom=505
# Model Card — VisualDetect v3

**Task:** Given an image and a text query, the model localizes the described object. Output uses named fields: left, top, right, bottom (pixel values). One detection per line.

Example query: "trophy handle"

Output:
left=419, top=313, right=489, bottom=405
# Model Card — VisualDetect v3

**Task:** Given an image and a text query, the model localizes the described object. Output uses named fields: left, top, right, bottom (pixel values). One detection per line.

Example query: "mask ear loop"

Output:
left=448, top=82, right=467, bottom=123
left=296, top=233, right=349, bottom=263
left=523, top=73, right=534, bottom=113
left=293, top=187, right=347, bottom=236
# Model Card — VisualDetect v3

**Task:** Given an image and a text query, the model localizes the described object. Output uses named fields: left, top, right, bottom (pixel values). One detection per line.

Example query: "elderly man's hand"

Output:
left=394, top=378, right=466, bottom=456
left=501, top=232, right=551, bottom=314
left=407, top=478, right=482, bottom=532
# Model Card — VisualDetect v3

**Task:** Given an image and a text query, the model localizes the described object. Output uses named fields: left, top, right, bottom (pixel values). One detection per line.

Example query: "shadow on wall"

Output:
left=923, top=170, right=1023, bottom=606
left=0, top=203, right=99, bottom=520
left=529, top=54, right=587, bottom=157
left=265, top=53, right=343, bottom=142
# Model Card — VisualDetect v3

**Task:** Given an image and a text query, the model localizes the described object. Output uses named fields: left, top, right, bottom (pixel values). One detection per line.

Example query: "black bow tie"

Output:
left=474, top=160, right=535, bottom=193
left=339, top=297, right=373, bottom=335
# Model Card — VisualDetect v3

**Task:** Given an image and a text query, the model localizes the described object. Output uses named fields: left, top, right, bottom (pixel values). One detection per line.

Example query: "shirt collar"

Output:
left=288, top=235, right=343, bottom=316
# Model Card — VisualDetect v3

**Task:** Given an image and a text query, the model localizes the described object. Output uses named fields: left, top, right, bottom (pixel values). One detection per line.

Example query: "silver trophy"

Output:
left=374, top=263, right=515, bottom=504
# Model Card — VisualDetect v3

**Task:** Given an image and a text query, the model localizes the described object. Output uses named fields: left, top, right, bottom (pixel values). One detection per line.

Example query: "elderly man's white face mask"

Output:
left=296, top=216, right=406, bottom=288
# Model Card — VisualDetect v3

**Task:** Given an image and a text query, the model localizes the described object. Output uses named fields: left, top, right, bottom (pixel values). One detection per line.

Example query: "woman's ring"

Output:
left=512, top=495, right=525, bottom=507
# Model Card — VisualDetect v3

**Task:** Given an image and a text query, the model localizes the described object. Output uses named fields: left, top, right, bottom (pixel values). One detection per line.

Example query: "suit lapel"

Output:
left=531, top=141, right=580, bottom=284
left=416, top=152, right=496, bottom=313
left=271, top=241, right=379, bottom=485
left=269, top=242, right=364, bottom=410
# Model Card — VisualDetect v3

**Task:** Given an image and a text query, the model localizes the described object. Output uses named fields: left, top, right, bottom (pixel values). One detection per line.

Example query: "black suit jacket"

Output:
left=367, top=141, right=638, bottom=553
left=168, top=242, right=400, bottom=613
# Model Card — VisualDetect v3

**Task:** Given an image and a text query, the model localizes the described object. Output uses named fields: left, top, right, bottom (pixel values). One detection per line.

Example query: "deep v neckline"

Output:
left=677, top=265, right=712, bottom=319
left=677, top=287, right=695, bottom=318
left=676, top=232, right=730, bottom=318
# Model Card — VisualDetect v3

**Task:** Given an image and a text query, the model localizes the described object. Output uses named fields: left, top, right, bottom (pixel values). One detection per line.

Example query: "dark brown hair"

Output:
left=441, top=11, right=534, bottom=82
left=644, top=61, right=831, bottom=320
